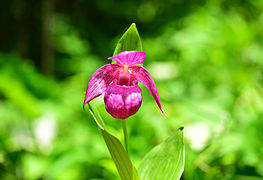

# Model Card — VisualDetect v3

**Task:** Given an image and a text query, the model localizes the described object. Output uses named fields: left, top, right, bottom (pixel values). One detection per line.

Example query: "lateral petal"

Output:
left=108, top=51, right=146, bottom=65
left=130, top=65, right=167, bottom=117
left=83, top=64, right=121, bottom=109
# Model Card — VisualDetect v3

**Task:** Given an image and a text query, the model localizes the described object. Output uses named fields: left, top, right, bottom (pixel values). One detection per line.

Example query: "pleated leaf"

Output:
left=138, top=127, right=185, bottom=180
left=113, top=23, right=143, bottom=56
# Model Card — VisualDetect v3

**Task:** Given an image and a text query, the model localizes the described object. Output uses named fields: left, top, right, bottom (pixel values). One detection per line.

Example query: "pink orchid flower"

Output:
left=83, top=51, right=166, bottom=119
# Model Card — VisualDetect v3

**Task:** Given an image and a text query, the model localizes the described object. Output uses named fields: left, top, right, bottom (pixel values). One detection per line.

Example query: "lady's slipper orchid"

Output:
left=83, top=51, right=166, bottom=119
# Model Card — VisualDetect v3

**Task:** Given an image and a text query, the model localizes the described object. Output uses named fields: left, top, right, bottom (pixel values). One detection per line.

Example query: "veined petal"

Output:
left=108, top=51, right=146, bottom=65
left=130, top=66, right=167, bottom=117
left=83, top=64, right=121, bottom=109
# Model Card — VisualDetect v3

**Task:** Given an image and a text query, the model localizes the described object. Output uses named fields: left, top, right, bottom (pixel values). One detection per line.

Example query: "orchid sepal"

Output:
left=108, top=51, right=146, bottom=65
left=130, top=65, right=167, bottom=117
left=83, top=64, right=121, bottom=110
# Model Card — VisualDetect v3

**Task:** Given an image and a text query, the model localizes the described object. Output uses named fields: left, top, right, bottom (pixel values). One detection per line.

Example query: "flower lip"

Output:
left=104, top=82, right=143, bottom=119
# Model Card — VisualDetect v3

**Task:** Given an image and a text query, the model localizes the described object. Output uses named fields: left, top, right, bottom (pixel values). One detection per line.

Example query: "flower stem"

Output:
left=122, top=119, right=129, bottom=155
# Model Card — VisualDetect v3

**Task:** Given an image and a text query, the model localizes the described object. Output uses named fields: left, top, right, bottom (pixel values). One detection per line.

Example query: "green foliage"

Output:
left=88, top=24, right=184, bottom=180
left=0, top=0, right=263, bottom=179
left=101, top=130, right=140, bottom=180
left=138, top=127, right=185, bottom=180
left=113, top=23, right=143, bottom=56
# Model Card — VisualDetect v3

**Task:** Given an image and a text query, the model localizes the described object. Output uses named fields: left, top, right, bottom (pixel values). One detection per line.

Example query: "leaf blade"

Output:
left=101, top=129, right=134, bottom=180
left=88, top=102, right=105, bottom=129
left=113, top=23, right=143, bottom=56
left=138, top=127, right=185, bottom=180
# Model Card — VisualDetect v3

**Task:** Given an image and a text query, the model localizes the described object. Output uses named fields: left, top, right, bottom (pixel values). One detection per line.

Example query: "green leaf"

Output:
left=138, top=127, right=185, bottom=180
left=113, top=23, right=143, bottom=56
left=133, top=166, right=140, bottom=180
left=88, top=102, right=105, bottom=129
left=88, top=103, right=139, bottom=180
left=101, top=129, right=139, bottom=180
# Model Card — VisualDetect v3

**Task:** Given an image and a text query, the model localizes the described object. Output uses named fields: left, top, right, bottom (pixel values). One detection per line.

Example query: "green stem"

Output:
left=122, top=119, right=129, bottom=155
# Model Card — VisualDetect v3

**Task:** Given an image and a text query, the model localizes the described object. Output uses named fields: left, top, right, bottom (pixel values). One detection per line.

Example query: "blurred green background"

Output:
left=1, top=0, right=263, bottom=179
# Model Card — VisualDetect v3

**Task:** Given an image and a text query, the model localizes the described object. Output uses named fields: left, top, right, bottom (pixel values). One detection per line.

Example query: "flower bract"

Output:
left=83, top=51, right=166, bottom=119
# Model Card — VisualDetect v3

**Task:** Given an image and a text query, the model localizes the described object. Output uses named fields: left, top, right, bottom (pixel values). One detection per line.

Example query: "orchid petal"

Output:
left=104, top=83, right=142, bottom=119
left=83, top=64, right=121, bottom=109
left=130, top=65, right=167, bottom=117
left=108, top=51, right=145, bottom=65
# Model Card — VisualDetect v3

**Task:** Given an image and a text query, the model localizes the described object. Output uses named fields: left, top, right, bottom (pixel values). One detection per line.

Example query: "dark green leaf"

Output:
left=138, top=127, right=185, bottom=180
left=113, top=23, right=143, bottom=56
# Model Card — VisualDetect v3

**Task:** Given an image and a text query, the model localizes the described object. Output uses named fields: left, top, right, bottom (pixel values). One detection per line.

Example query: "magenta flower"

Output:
left=83, top=51, right=166, bottom=119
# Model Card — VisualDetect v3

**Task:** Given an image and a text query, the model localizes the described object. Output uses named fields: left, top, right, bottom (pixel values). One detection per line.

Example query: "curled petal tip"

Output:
left=163, top=111, right=168, bottom=118
left=159, top=106, right=167, bottom=117
left=159, top=107, right=168, bottom=118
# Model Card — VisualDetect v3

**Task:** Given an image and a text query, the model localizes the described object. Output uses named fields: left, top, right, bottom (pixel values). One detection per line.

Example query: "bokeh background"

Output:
left=1, top=0, right=263, bottom=179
